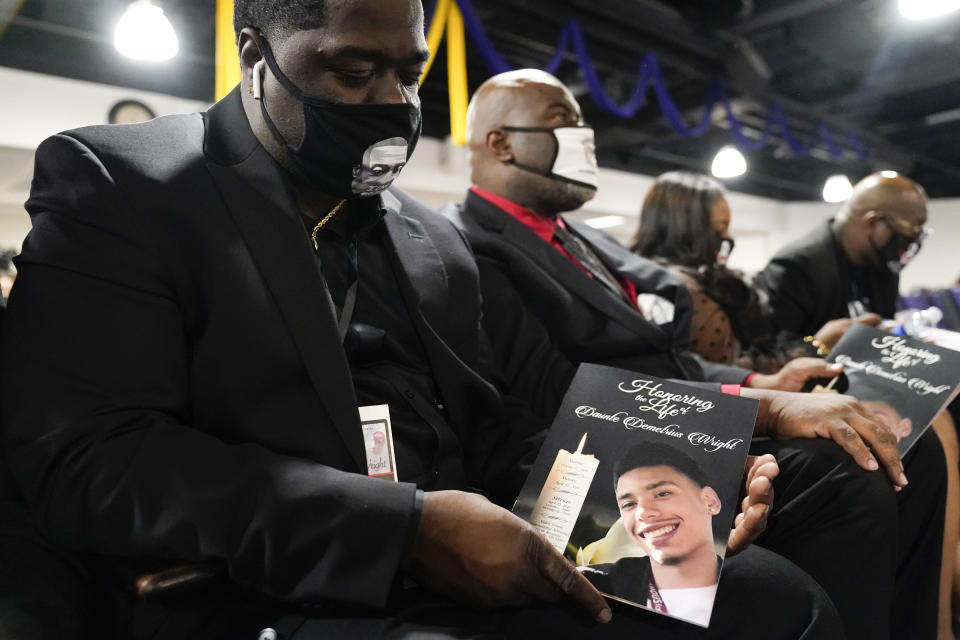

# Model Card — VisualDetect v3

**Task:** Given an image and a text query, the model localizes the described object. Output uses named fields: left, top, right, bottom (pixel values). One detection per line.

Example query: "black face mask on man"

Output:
left=870, top=213, right=927, bottom=275
left=872, top=232, right=923, bottom=275
left=252, top=36, right=422, bottom=198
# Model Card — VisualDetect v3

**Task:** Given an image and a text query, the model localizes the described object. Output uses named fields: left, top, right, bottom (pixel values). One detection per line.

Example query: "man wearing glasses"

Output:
left=754, top=171, right=929, bottom=343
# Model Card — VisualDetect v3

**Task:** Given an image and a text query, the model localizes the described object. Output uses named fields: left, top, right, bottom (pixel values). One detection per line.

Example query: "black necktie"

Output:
left=552, top=224, right=632, bottom=305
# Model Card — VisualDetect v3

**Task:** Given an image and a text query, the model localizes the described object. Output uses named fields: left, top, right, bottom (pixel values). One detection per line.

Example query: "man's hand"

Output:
left=747, top=359, right=843, bottom=392
left=814, top=313, right=883, bottom=349
left=727, top=453, right=778, bottom=556
left=744, top=388, right=907, bottom=488
left=408, top=490, right=612, bottom=623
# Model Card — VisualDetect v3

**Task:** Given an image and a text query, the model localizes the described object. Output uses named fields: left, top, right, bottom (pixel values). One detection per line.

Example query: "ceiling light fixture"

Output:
left=822, top=174, right=853, bottom=203
left=898, top=0, right=960, bottom=20
left=710, top=146, right=747, bottom=179
left=114, top=0, right=179, bottom=62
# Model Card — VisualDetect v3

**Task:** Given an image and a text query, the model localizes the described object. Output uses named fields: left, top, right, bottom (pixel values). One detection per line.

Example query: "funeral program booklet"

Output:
left=513, top=363, right=758, bottom=628
left=826, top=323, right=960, bottom=456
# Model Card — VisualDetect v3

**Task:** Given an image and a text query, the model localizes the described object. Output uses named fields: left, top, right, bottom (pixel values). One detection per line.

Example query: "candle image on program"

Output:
left=529, top=433, right=600, bottom=552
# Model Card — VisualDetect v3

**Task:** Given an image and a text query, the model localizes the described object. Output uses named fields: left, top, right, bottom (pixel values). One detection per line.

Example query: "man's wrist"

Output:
left=741, top=387, right=777, bottom=437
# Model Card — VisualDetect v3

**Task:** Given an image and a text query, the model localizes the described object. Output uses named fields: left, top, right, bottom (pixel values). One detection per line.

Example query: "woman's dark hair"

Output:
left=234, top=0, right=327, bottom=40
left=631, top=172, right=774, bottom=354
left=631, top=171, right=726, bottom=268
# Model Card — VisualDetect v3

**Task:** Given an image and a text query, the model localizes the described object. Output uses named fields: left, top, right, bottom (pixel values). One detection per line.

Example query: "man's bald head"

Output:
left=841, top=172, right=927, bottom=223
left=465, top=69, right=596, bottom=215
left=466, top=69, right=576, bottom=150
left=835, top=172, right=928, bottom=270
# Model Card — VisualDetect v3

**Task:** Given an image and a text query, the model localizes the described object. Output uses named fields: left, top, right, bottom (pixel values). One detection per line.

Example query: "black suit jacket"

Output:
left=442, top=192, right=750, bottom=421
left=753, top=219, right=900, bottom=337
left=581, top=555, right=721, bottom=609
left=0, top=89, right=539, bottom=608
left=580, top=556, right=655, bottom=605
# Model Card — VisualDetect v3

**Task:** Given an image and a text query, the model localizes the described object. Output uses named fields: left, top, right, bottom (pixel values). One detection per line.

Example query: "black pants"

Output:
left=753, top=431, right=946, bottom=640
left=0, top=503, right=109, bottom=640
left=127, top=545, right=842, bottom=640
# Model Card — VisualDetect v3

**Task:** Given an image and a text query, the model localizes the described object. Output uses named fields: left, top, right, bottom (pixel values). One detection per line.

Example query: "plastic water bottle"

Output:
left=893, top=306, right=943, bottom=336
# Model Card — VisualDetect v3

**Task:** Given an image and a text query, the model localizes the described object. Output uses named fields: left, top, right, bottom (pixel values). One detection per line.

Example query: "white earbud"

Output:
left=252, top=59, right=265, bottom=100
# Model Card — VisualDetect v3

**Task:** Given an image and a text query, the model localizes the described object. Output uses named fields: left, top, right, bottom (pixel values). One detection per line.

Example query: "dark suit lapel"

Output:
left=379, top=197, right=474, bottom=442
left=566, top=218, right=689, bottom=333
left=203, top=92, right=365, bottom=472
left=466, top=193, right=654, bottom=335
left=379, top=192, right=450, bottom=338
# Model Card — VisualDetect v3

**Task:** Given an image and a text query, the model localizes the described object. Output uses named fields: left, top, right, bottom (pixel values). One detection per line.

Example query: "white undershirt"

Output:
left=653, top=584, right=719, bottom=627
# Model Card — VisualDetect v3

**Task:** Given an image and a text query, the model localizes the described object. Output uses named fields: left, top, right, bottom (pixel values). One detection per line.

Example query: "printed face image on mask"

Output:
left=351, top=137, right=409, bottom=197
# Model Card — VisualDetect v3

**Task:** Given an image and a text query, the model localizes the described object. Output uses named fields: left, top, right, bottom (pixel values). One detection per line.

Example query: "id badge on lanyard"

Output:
left=358, top=404, right=398, bottom=482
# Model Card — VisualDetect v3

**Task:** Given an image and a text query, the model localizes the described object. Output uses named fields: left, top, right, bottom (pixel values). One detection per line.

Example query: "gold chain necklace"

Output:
left=310, top=199, right=347, bottom=250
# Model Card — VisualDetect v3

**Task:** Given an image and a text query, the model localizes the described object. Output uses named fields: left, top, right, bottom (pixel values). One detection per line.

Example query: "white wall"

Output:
left=910, top=198, right=960, bottom=291
left=0, top=66, right=209, bottom=249
left=0, top=66, right=208, bottom=150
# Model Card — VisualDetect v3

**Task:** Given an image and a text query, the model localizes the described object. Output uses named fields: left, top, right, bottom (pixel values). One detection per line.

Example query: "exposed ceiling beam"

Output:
left=623, top=145, right=819, bottom=197
left=603, top=1, right=960, bottom=179
left=728, top=0, right=853, bottom=37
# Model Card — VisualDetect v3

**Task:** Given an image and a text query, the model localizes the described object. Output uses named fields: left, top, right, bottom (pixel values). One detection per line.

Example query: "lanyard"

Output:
left=334, top=240, right=359, bottom=343
left=848, top=279, right=868, bottom=318
left=647, top=580, right=668, bottom=613
left=315, top=237, right=359, bottom=344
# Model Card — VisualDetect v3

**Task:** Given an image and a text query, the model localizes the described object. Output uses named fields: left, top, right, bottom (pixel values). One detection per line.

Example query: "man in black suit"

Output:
left=445, top=68, right=945, bottom=640
left=753, top=172, right=928, bottom=341
left=0, top=1, right=841, bottom=639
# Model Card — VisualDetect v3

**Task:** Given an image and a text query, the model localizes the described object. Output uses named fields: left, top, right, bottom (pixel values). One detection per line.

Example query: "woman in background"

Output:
left=630, top=171, right=792, bottom=371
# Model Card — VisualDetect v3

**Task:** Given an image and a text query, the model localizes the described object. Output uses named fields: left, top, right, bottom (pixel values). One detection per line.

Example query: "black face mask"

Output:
left=871, top=231, right=922, bottom=275
left=254, top=37, right=422, bottom=198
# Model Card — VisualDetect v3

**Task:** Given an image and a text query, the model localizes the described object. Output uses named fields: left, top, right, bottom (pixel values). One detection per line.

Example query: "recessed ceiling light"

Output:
left=114, top=1, right=179, bottom=62
left=899, top=0, right=960, bottom=20
left=711, top=146, right=747, bottom=179
left=822, top=174, right=853, bottom=203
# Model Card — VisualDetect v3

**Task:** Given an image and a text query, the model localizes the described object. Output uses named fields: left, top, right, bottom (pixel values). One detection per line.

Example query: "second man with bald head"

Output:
left=754, top=171, right=929, bottom=339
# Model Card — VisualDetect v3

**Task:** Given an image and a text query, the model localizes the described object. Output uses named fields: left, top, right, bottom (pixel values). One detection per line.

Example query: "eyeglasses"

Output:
left=877, top=212, right=931, bottom=241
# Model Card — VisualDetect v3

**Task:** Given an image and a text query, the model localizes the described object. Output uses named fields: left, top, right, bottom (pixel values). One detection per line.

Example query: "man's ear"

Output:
left=486, top=130, right=513, bottom=162
left=701, top=486, right=721, bottom=515
left=861, top=210, right=883, bottom=230
left=238, top=28, right=263, bottom=84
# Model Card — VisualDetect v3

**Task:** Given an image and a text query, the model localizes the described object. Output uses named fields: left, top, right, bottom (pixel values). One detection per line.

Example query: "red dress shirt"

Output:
left=469, top=187, right=640, bottom=310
